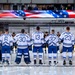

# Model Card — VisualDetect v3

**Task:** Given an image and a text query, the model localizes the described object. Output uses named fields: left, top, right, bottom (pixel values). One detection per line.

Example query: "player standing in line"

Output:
left=45, top=29, right=58, bottom=65
left=12, top=32, right=17, bottom=53
left=0, top=31, right=2, bottom=62
left=43, top=32, right=49, bottom=54
left=32, top=26, right=44, bottom=64
left=59, top=27, right=74, bottom=65
left=14, top=29, right=31, bottom=64
left=57, top=32, right=61, bottom=52
left=0, top=29, right=13, bottom=65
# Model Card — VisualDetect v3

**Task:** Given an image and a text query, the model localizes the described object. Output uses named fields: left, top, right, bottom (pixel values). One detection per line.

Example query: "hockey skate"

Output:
left=25, top=61, right=31, bottom=65
left=69, top=60, right=72, bottom=66
left=6, top=60, right=10, bottom=66
left=49, top=61, right=51, bottom=66
left=39, top=60, right=43, bottom=65
left=63, top=60, right=66, bottom=66
left=54, top=61, right=57, bottom=66
left=34, top=60, right=36, bottom=65
left=2, top=59, right=5, bottom=66
left=2, top=59, right=8, bottom=67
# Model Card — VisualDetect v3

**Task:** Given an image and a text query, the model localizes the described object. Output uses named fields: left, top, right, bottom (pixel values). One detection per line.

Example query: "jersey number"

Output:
left=19, top=37, right=26, bottom=42
left=35, top=35, right=40, bottom=40
left=49, top=37, right=56, bottom=42
left=4, top=37, right=8, bottom=41
left=64, top=35, right=71, bottom=41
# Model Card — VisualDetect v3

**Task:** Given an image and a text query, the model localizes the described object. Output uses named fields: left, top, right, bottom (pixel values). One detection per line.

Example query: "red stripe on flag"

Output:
left=0, top=12, right=18, bottom=18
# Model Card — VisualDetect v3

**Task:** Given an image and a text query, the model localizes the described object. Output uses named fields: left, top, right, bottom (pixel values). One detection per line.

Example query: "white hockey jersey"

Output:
left=45, top=34, right=58, bottom=46
left=59, top=32, right=75, bottom=47
left=0, top=34, right=13, bottom=46
left=14, top=33, right=31, bottom=49
left=32, top=31, right=44, bottom=47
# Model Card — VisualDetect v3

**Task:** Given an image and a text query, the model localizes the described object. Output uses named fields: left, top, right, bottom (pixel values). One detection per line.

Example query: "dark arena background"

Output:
left=0, top=0, right=75, bottom=75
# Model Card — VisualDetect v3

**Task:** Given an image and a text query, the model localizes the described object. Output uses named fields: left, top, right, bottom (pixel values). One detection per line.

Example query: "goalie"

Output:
left=14, top=29, right=31, bottom=64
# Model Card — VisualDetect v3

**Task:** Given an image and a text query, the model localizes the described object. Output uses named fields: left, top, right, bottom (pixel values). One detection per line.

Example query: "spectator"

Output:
left=47, top=5, right=49, bottom=10
left=42, top=5, right=46, bottom=10
left=47, top=5, right=54, bottom=10
left=0, top=5, right=2, bottom=10
left=66, top=4, right=72, bottom=10
left=61, top=5, right=65, bottom=10
left=23, top=5, right=27, bottom=10
left=27, top=5, right=33, bottom=10
left=33, top=5, right=38, bottom=10
left=50, top=5, right=54, bottom=10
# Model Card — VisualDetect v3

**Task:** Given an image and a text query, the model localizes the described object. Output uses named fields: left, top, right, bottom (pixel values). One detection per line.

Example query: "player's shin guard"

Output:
left=27, top=52, right=31, bottom=63
left=68, top=52, right=72, bottom=60
left=62, top=52, right=66, bottom=60
left=39, top=53, right=43, bottom=64
left=15, top=55, right=22, bottom=64
left=48, top=53, right=52, bottom=65
left=24, top=53, right=31, bottom=64
left=6, top=53, right=10, bottom=65
left=68, top=52, right=73, bottom=65
left=2, top=54, right=6, bottom=64
left=33, top=53, right=37, bottom=64
left=53, top=53, right=57, bottom=65
left=62, top=52, right=66, bottom=65
left=2, top=57, right=5, bottom=64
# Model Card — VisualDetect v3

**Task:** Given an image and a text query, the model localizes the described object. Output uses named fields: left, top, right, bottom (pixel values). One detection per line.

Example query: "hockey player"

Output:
left=14, top=29, right=31, bottom=64
left=12, top=32, right=17, bottom=53
left=43, top=32, right=49, bottom=54
left=59, top=27, right=74, bottom=65
left=0, top=29, right=13, bottom=65
left=45, top=29, right=58, bottom=65
left=57, top=32, right=61, bottom=52
left=32, top=26, right=44, bottom=64
left=0, top=31, right=2, bottom=62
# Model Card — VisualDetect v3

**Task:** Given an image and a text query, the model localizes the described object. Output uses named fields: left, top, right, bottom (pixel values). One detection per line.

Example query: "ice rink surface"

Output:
left=0, top=67, right=75, bottom=75
left=0, top=51, right=75, bottom=75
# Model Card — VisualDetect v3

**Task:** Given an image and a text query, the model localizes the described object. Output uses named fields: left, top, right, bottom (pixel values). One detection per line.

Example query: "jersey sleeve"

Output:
left=14, top=34, right=19, bottom=43
left=45, top=35, right=49, bottom=42
left=26, top=34, right=31, bottom=46
left=31, top=33, right=34, bottom=44
left=0, top=35, right=2, bottom=44
left=56, top=35, right=59, bottom=43
left=59, top=32, right=64, bottom=42
left=56, top=35, right=59, bottom=45
left=10, top=36, right=14, bottom=46
left=72, top=34, right=75, bottom=45
left=32, top=33, right=34, bottom=41
left=41, top=33, right=44, bottom=44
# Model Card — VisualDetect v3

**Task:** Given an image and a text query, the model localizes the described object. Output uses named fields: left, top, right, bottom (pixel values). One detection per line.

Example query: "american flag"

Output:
left=0, top=10, right=75, bottom=18
left=0, top=10, right=25, bottom=18
left=24, top=10, right=75, bottom=18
